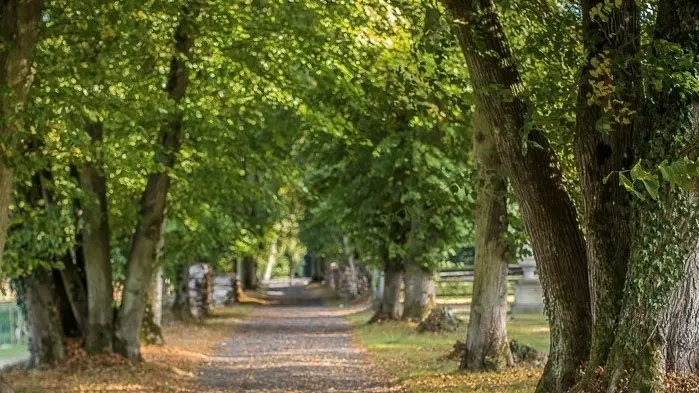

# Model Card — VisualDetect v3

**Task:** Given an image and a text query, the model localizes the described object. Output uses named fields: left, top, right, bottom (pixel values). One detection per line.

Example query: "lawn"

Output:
left=0, top=344, right=28, bottom=360
left=347, top=309, right=548, bottom=393
left=3, top=304, right=254, bottom=393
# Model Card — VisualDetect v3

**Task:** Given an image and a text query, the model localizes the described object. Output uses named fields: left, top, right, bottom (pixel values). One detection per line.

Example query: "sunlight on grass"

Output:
left=347, top=309, right=548, bottom=393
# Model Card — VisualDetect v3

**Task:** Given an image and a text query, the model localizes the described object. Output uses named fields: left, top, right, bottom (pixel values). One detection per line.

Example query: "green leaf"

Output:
left=618, top=172, right=634, bottom=191
left=641, top=178, right=659, bottom=200
left=630, top=160, right=651, bottom=181
left=658, top=163, right=674, bottom=182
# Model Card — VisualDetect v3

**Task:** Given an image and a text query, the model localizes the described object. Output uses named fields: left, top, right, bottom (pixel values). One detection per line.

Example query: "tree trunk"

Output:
left=662, top=241, right=699, bottom=373
left=369, top=261, right=403, bottom=323
left=342, top=235, right=359, bottom=298
left=463, top=98, right=512, bottom=371
left=57, top=253, right=88, bottom=336
left=79, top=121, right=115, bottom=354
left=311, top=256, right=324, bottom=282
left=172, top=263, right=195, bottom=321
left=262, top=237, right=279, bottom=282
left=242, top=255, right=258, bottom=290
left=114, top=176, right=171, bottom=358
left=445, top=2, right=592, bottom=392
left=0, top=0, right=44, bottom=270
left=402, top=265, right=436, bottom=321
left=114, top=4, right=199, bottom=359
left=325, top=260, right=338, bottom=290
left=591, top=2, right=699, bottom=391
left=140, top=299, right=164, bottom=346
left=573, top=0, right=639, bottom=370
left=288, top=251, right=296, bottom=284
left=22, top=271, right=65, bottom=367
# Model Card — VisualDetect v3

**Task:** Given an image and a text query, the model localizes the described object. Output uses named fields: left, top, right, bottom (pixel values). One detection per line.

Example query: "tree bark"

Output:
left=262, top=237, right=279, bottom=282
left=574, top=0, right=639, bottom=370
left=595, top=2, right=699, bottom=391
left=57, top=250, right=88, bottom=336
left=172, top=263, right=195, bottom=321
left=150, top=266, right=164, bottom=327
left=0, top=0, right=44, bottom=268
left=444, top=1, right=592, bottom=392
left=55, top=265, right=87, bottom=337
left=369, top=260, right=403, bottom=323
left=22, top=271, right=65, bottom=367
left=310, top=256, right=324, bottom=282
left=242, top=254, right=258, bottom=290
left=342, top=235, right=359, bottom=298
left=114, top=3, right=199, bottom=359
left=53, top=270, right=80, bottom=337
left=402, top=265, right=436, bottom=321
left=463, top=98, right=512, bottom=371
left=288, top=251, right=296, bottom=283
left=78, top=121, right=115, bottom=354
left=662, top=241, right=699, bottom=373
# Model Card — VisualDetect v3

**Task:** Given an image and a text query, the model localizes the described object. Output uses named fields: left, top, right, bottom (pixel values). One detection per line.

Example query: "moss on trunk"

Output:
left=463, top=98, right=511, bottom=372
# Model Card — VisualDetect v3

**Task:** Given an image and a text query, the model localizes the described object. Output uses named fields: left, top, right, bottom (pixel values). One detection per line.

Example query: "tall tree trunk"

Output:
left=114, top=3, right=199, bottom=359
left=79, top=121, right=115, bottom=354
left=444, top=2, right=592, bottom=392
left=402, top=265, right=436, bottom=321
left=310, top=255, right=324, bottom=282
left=57, top=252, right=88, bottom=336
left=172, top=263, right=194, bottom=321
left=369, top=260, right=403, bottom=323
left=574, top=0, right=638, bottom=370
left=463, top=98, right=511, bottom=371
left=342, top=235, right=359, bottom=297
left=22, top=271, right=65, bottom=367
left=0, top=0, right=44, bottom=270
left=53, top=270, right=81, bottom=337
left=288, top=251, right=296, bottom=284
left=242, top=254, right=258, bottom=290
left=114, top=173, right=172, bottom=358
left=594, top=2, right=699, bottom=391
left=262, top=237, right=279, bottom=282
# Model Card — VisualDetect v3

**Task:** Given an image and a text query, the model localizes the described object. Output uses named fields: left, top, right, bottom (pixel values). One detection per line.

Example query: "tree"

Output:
left=0, top=0, right=49, bottom=381
left=444, top=1, right=590, bottom=390
left=114, top=1, right=202, bottom=359
left=462, top=99, right=511, bottom=371
left=444, top=0, right=699, bottom=391
left=0, top=0, right=44, bottom=267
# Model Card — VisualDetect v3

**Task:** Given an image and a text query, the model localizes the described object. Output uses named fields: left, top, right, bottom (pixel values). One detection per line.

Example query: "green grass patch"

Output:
left=0, top=343, right=28, bottom=360
left=347, top=309, right=548, bottom=393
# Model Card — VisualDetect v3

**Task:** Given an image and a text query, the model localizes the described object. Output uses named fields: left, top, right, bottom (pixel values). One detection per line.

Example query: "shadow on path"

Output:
left=196, top=281, right=400, bottom=393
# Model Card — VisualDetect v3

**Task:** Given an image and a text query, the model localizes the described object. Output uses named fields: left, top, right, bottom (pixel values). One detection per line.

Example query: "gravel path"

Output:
left=196, top=282, right=400, bottom=393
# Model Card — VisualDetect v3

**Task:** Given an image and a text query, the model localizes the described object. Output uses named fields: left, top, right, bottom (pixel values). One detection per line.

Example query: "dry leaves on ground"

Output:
left=3, top=305, right=253, bottom=393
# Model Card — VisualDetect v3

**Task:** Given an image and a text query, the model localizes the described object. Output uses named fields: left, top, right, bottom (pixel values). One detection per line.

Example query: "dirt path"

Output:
left=196, top=282, right=400, bottom=393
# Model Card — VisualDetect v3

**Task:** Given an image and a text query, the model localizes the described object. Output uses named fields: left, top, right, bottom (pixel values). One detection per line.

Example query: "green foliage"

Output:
left=298, top=3, right=476, bottom=272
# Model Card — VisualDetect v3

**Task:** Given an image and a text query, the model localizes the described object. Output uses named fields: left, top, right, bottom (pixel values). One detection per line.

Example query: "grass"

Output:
left=0, top=343, right=28, bottom=360
left=4, top=304, right=254, bottom=393
left=346, top=308, right=549, bottom=393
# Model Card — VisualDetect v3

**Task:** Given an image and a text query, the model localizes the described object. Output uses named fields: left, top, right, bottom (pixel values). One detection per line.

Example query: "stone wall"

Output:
left=212, top=274, right=239, bottom=307
left=188, top=263, right=212, bottom=320
left=324, top=262, right=371, bottom=299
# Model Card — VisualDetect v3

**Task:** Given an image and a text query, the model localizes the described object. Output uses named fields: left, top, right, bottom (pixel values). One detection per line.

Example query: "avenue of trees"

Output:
left=0, top=1, right=697, bottom=393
